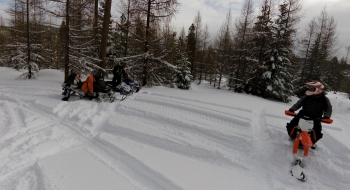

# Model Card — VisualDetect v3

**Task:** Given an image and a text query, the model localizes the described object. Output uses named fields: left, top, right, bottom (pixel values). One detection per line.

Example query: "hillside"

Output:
left=0, top=67, right=349, bottom=190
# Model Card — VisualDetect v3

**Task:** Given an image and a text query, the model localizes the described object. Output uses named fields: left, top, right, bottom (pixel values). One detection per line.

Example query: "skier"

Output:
left=62, top=69, right=82, bottom=101
left=286, top=81, right=332, bottom=148
left=112, top=60, right=128, bottom=90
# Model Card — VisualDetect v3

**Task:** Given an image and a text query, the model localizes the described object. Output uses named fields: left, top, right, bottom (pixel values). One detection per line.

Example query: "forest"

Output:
left=0, top=0, right=349, bottom=102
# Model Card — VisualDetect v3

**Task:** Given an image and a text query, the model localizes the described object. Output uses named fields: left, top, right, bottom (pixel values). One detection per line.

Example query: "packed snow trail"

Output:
left=0, top=68, right=350, bottom=189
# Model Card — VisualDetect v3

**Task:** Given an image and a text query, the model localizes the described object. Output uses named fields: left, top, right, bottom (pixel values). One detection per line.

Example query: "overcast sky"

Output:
left=174, top=0, right=350, bottom=58
left=0, top=0, right=349, bottom=58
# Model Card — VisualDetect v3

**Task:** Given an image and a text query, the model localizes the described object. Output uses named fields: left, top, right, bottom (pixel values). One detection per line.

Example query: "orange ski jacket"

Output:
left=81, top=75, right=94, bottom=94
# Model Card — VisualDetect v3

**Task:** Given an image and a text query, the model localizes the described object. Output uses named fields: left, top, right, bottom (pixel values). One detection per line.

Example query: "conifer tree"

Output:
left=130, top=0, right=179, bottom=86
left=198, top=24, right=209, bottom=85
left=5, top=0, right=46, bottom=78
left=186, top=23, right=196, bottom=74
left=245, top=0, right=273, bottom=96
left=0, top=16, right=9, bottom=66
left=231, top=0, right=254, bottom=92
left=214, top=9, right=233, bottom=89
left=190, top=11, right=204, bottom=80
left=297, top=18, right=317, bottom=89
left=173, top=36, right=192, bottom=90
left=299, top=7, right=338, bottom=91
left=263, top=3, right=294, bottom=102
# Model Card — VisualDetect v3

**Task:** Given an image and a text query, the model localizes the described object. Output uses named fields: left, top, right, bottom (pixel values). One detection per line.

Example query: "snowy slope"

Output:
left=0, top=67, right=349, bottom=190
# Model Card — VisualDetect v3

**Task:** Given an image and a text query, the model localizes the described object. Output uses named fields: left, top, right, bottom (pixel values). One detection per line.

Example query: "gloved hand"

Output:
left=288, top=109, right=294, bottom=113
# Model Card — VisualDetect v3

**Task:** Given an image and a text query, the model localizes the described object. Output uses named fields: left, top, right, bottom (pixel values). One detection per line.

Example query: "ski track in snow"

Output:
left=1, top=69, right=350, bottom=189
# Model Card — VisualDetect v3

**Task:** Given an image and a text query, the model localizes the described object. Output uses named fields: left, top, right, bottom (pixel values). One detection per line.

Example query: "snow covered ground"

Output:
left=0, top=67, right=350, bottom=190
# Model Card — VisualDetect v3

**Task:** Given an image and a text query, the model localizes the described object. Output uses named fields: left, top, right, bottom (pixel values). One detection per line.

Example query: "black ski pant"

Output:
left=112, top=75, right=122, bottom=88
left=286, top=114, right=323, bottom=143
left=63, top=83, right=72, bottom=98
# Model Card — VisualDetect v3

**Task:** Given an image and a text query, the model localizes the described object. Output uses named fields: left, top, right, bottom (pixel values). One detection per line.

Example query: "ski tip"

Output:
left=290, top=170, right=307, bottom=182
left=297, top=172, right=307, bottom=182
left=290, top=160, right=307, bottom=182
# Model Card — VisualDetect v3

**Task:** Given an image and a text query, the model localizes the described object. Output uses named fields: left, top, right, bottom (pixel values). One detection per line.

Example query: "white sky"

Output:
left=0, top=0, right=349, bottom=58
left=174, top=0, right=350, bottom=58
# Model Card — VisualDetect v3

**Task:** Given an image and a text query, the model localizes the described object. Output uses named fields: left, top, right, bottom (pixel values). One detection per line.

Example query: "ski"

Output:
left=290, top=159, right=306, bottom=182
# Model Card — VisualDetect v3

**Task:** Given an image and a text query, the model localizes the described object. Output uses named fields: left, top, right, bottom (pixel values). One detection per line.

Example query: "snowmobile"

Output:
left=284, top=110, right=333, bottom=182
left=105, top=78, right=141, bottom=101
left=61, top=82, right=116, bottom=102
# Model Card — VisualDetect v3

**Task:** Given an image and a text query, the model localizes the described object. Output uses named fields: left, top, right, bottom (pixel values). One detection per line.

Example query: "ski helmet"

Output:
left=118, top=60, right=125, bottom=66
left=305, top=81, right=324, bottom=96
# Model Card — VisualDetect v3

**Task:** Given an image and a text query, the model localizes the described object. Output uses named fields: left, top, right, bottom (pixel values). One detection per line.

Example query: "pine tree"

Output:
left=190, top=11, right=204, bottom=80
left=197, top=24, right=209, bottom=85
left=323, top=57, right=340, bottom=91
left=231, top=0, right=254, bottom=92
left=299, top=7, right=338, bottom=91
left=263, top=3, right=294, bottom=102
left=250, top=0, right=273, bottom=65
left=131, top=0, right=179, bottom=86
left=204, top=45, right=216, bottom=85
left=186, top=23, right=196, bottom=75
left=0, top=16, right=9, bottom=66
left=56, top=21, right=66, bottom=70
left=297, top=18, right=317, bottom=90
left=5, top=0, right=49, bottom=78
left=214, top=9, right=233, bottom=89
left=173, top=36, right=192, bottom=89
left=245, top=0, right=273, bottom=97
left=105, top=10, right=126, bottom=72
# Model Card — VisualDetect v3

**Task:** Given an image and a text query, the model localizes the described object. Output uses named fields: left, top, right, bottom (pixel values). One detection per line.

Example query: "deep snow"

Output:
left=0, top=67, right=349, bottom=190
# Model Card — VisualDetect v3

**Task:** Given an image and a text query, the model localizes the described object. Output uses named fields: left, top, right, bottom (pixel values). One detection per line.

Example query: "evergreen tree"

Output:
left=5, top=0, right=50, bottom=78
left=263, top=3, right=294, bottom=102
left=323, top=57, right=340, bottom=91
left=214, top=9, right=233, bottom=89
left=297, top=18, right=317, bottom=91
left=70, top=0, right=102, bottom=75
left=198, top=24, right=210, bottom=85
left=186, top=23, right=196, bottom=75
left=190, top=11, right=204, bottom=80
left=245, top=0, right=273, bottom=97
left=173, top=36, right=192, bottom=89
left=250, top=0, right=273, bottom=65
left=56, top=21, right=66, bottom=70
left=204, top=45, right=217, bottom=85
left=105, top=10, right=126, bottom=72
left=0, top=16, right=10, bottom=67
left=299, top=8, right=338, bottom=91
left=231, top=0, right=254, bottom=92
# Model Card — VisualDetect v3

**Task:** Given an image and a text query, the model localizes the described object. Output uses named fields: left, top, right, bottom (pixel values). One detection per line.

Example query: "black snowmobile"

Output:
left=105, top=78, right=141, bottom=100
left=62, top=77, right=116, bottom=102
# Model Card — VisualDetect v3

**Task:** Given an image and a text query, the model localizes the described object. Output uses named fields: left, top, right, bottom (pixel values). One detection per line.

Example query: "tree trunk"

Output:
left=26, top=0, right=31, bottom=79
left=94, top=0, right=98, bottom=42
left=99, top=0, right=112, bottom=75
left=64, top=0, right=70, bottom=80
left=300, top=20, right=315, bottom=85
left=124, top=0, right=130, bottom=57
left=142, top=0, right=151, bottom=86
left=94, top=0, right=98, bottom=32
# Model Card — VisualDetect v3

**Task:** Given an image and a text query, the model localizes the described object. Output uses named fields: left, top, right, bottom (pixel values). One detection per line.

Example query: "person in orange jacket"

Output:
left=81, top=74, right=95, bottom=97
left=81, top=71, right=107, bottom=99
